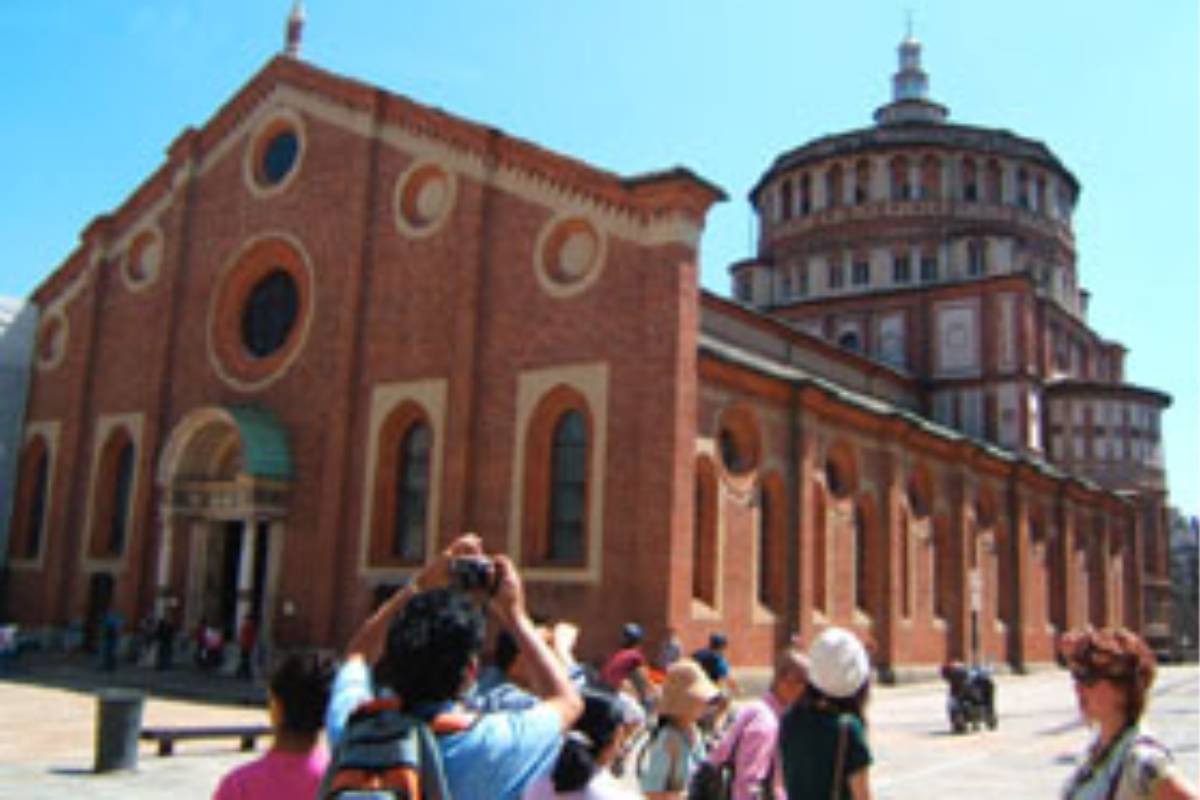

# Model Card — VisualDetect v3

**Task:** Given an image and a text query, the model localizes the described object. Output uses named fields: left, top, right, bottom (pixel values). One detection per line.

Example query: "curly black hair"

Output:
left=269, top=651, right=335, bottom=735
left=377, top=588, right=486, bottom=706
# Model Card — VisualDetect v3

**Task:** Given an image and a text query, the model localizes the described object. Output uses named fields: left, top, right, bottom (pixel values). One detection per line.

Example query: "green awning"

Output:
left=226, top=405, right=294, bottom=480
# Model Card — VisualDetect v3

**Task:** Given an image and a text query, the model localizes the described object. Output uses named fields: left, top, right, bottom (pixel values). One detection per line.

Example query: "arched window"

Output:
left=920, top=155, right=940, bottom=200
left=825, top=164, right=844, bottom=208
left=548, top=410, right=587, bottom=564
left=933, top=518, right=949, bottom=619
left=854, top=506, right=869, bottom=613
left=985, top=160, right=1003, bottom=204
left=837, top=330, right=861, bottom=352
left=693, top=457, right=718, bottom=606
left=854, top=159, right=871, bottom=204
left=90, top=429, right=136, bottom=559
left=799, top=173, right=812, bottom=215
left=812, top=481, right=827, bottom=614
left=967, top=240, right=987, bottom=276
left=1016, top=168, right=1030, bottom=208
left=109, top=441, right=135, bottom=555
left=393, top=422, right=431, bottom=562
left=9, top=437, right=49, bottom=560
left=780, top=178, right=794, bottom=220
left=759, top=476, right=786, bottom=612
left=889, top=155, right=911, bottom=200
left=962, top=158, right=978, bottom=201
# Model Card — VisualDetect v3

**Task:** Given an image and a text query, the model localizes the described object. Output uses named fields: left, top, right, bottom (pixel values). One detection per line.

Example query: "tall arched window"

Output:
left=889, top=155, right=911, bottom=200
left=900, top=510, right=912, bottom=618
left=962, top=158, right=978, bottom=201
left=854, top=159, right=871, bottom=204
left=780, top=178, right=794, bottom=220
left=799, top=173, right=812, bottom=215
left=90, top=428, right=135, bottom=559
left=812, top=482, right=827, bottom=614
left=854, top=506, right=869, bottom=613
left=758, top=476, right=786, bottom=612
left=693, top=457, right=718, bottom=606
left=393, top=422, right=431, bottom=563
left=826, top=164, right=844, bottom=208
left=109, top=441, right=135, bottom=555
left=920, top=155, right=941, bottom=200
left=985, top=160, right=1003, bottom=203
left=548, top=411, right=587, bottom=564
left=9, top=437, right=49, bottom=560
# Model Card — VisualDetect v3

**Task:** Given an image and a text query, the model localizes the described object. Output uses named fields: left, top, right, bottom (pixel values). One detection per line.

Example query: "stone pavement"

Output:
left=0, top=652, right=1195, bottom=799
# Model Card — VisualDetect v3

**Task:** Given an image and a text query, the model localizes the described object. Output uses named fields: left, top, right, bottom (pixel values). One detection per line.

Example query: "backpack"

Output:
left=321, top=698, right=474, bottom=800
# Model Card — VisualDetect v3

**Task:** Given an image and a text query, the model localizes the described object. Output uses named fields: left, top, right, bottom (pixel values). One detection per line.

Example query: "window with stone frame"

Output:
left=826, top=163, right=844, bottom=208
left=893, top=253, right=912, bottom=284
left=852, top=259, right=871, bottom=286
left=393, top=422, right=432, bottom=562
left=89, top=428, right=135, bottom=559
left=962, top=158, right=978, bottom=201
left=829, top=260, right=845, bottom=290
left=8, top=437, right=49, bottom=560
left=521, top=387, right=593, bottom=569
left=693, top=457, right=718, bottom=606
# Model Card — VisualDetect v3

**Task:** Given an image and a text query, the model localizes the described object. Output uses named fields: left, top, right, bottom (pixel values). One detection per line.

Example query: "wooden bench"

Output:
left=140, top=724, right=272, bottom=757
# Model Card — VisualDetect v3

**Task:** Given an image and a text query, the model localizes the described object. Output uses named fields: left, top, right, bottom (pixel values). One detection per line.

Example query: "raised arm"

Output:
left=488, top=555, right=583, bottom=731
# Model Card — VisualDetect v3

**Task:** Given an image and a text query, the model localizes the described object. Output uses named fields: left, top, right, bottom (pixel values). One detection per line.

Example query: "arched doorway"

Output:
left=155, top=406, right=292, bottom=664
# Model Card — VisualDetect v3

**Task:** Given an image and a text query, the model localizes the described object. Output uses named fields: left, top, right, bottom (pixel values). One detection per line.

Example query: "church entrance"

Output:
left=154, top=406, right=292, bottom=658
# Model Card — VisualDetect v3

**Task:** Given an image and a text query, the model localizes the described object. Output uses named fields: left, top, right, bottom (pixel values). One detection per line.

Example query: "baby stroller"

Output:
left=940, top=661, right=997, bottom=734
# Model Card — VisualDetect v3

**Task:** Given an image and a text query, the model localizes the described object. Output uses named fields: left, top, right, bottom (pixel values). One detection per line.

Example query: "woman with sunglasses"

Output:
left=1060, top=627, right=1196, bottom=800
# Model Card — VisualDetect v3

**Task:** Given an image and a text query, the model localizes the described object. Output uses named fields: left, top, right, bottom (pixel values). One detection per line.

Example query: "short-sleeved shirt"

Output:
left=326, top=658, right=564, bottom=800
left=600, top=648, right=646, bottom=690
left=692, top=648, right=730, bottom=683
left=779, top=706, right=872, bottom=800
left=1061, top=727, right=1178, bottom=800
left=522, top=769, right=642, bottom=799
left=639, top=723, right=706, bottom=794
left=212, top=747, right=329, bottom=800
left=706, top=694, right=785, bottom=800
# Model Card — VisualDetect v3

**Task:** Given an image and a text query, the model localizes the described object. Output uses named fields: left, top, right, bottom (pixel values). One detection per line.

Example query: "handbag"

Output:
left=688, top=709, right=751, bottom=800
left=830, top=714, right=850, bottom=800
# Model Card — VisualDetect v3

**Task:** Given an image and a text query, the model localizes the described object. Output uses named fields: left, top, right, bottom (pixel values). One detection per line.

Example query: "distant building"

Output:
left=2, top=22, right=1175, bottom=674
left=1169, top=510, right=1199, bottom=660
left=0, top=295, right=37, bottom=613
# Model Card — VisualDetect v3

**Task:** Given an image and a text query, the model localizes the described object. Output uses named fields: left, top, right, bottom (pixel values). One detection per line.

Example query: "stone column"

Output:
left=1006, top=483, right=1030, bottom=671
left=154, top=507, right=175, bottom=618
left=874, top=444, right=903, bottom=681
left=235, top=516, right=259, bottom=631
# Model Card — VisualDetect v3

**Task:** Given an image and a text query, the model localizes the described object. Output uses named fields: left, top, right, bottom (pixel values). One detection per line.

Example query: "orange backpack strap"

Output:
left=428, top=711, right=476, bottom=736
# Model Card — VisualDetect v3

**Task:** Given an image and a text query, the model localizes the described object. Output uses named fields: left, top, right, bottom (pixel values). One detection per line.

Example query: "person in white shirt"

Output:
left=523, top=689, right=640, bottom=800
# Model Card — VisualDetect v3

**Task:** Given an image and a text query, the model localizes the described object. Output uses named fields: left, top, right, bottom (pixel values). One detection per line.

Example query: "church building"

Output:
left=4, top=12, right=1173, bottom=675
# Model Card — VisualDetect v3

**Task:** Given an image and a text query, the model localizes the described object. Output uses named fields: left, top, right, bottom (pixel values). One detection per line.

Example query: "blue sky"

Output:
left=0, top=2, right=1196, bottom=516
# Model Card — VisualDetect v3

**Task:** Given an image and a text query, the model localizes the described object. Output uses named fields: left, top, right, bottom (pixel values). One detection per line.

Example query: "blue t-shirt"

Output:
left=326, top=659, right=563, bottom=800
left=692, top=648, right=730, bottom=681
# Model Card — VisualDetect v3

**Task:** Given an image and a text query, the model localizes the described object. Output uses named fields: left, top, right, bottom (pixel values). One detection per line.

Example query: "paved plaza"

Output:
left=0, top=656, right=1195, bottom=798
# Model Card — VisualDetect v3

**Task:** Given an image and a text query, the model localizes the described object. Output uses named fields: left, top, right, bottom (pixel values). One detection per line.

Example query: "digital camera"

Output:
left=449, top=556, right=495, bottom=593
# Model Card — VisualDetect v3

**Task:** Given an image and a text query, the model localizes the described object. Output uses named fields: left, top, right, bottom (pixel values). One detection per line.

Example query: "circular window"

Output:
left=241, top=270, right=299, bottom=358
left=394, top=162, right=456, bottom=237
left=260, top=131, right=299, bottom=186
left=122, top=228, right=163, bottom=290
left=244, top=111, right=306, bottom=197
left=208, top=235, right=314, bottom=391
left=534, top=215, right=606, bottom=298
left=36, top=313, right=67, bottom=370
left=717, top=405, right=760, bottom=476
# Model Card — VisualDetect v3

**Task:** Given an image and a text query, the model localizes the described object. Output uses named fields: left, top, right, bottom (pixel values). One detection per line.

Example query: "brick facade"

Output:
left=5, top=43, right=1171, bottom=675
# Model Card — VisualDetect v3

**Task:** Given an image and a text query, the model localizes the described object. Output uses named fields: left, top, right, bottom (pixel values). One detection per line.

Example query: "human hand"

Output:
left=414, top=532, right=484, bottom=591
left=487, top=554, right=526, bottom=629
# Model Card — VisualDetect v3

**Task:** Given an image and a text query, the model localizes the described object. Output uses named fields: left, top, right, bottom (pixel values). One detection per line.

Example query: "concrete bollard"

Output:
left=94, top=689, right=144, bottom=772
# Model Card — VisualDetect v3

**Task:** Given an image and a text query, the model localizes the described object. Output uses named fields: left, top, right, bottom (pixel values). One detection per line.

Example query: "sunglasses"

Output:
left=1070, top=669, right=1102, bottom=687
